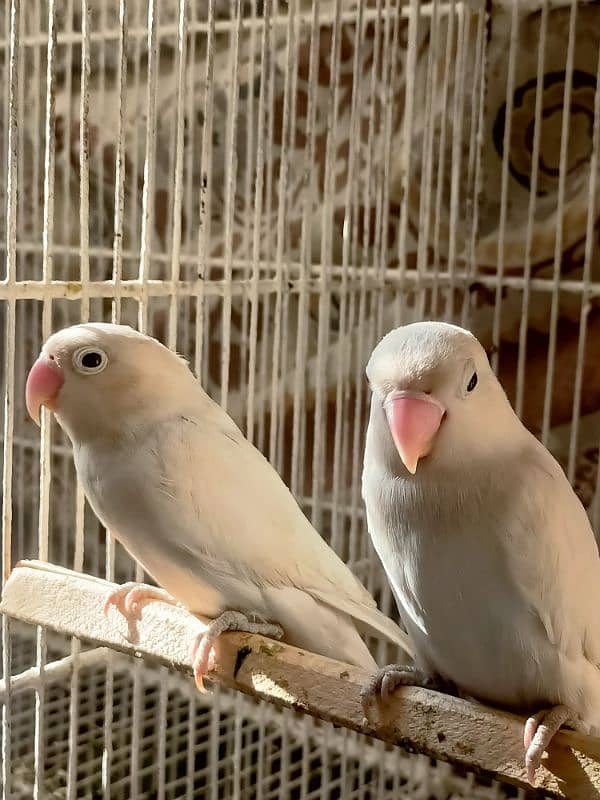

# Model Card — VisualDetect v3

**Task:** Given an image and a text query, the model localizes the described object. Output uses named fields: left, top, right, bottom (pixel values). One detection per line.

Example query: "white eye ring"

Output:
left=73, top=346, right=108, bottom=375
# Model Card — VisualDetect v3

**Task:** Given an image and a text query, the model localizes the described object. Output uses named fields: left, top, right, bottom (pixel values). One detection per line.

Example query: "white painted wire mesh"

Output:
left=1, top=0, right=599, bottom=796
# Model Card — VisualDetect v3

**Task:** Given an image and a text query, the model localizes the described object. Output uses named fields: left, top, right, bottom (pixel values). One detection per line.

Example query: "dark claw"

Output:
left=360, top=664, right=457, bottom=716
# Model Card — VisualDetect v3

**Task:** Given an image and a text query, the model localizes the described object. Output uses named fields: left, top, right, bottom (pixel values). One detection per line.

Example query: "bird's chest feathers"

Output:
left=74, top=438, right=160, bottom=534
left=369, top=471, right=569, bottom=706
left=371, top=473, right=524, bottom=642
left=73, top=424, right=233, bottom=559
left=373, top=475, right=508, bottom=589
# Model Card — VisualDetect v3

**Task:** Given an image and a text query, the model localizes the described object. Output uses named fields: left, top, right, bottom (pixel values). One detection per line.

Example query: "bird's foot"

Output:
left=360, top=664, right=456, bottom=716
left=523, top=705, right=577, bottom=785
left=103, top=581, right=177, bottom=619
left=191, top=610, right=284, bottom=693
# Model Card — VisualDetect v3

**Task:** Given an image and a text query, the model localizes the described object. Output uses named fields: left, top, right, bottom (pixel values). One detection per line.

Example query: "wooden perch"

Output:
left=2, top=561, right=600, bottom=799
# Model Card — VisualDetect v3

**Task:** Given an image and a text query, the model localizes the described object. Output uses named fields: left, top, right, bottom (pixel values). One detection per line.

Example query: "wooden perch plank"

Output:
left=2, top=561, right=600, bottom=799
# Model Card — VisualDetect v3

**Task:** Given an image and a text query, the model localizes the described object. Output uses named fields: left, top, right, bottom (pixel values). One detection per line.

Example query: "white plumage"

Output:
left=361, top=321, right=600, bottom=783
left=25, top=323, right=412, bottom=684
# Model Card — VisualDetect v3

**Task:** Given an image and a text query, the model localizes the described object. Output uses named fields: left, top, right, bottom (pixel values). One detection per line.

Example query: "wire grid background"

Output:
left=1, top=0, right=600, bottom=796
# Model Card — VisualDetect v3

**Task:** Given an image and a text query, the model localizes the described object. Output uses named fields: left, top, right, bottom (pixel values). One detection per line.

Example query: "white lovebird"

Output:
left=361, top=320, right=600, bottom=784
left=25, top=323, right=412, bottom=688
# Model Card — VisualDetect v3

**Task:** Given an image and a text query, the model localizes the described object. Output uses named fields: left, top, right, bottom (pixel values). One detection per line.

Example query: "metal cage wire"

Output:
left=1, top=0, right=599, bottom=797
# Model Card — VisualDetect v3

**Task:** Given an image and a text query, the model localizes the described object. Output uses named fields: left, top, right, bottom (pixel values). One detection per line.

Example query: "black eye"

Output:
left=73, top=346, right=108, bottom=374
left=467, top=372, right=478, bottom=392
left=82, top=352, right=102, bottom=369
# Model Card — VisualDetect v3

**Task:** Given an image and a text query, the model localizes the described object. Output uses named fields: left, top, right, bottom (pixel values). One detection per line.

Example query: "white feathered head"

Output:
left=26, top=323, right=197, bottom=442
left=366, top=321, right=517, bottom=475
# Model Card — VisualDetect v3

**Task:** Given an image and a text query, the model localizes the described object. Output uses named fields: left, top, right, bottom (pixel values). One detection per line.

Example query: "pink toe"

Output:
left=192, top=638, right=213, bottom=693
left=197, top=638, right=211, bottom=665
left=523, top=717, right=538, bottom=750
left=527, top=762, right=538, bottom=787
left=525, top=746, right=539, bottom=785
left=124, top=596, right=137, bottom=615
left=194, top=667, right=206, bottom=693
left=103, top=594, right=118, bottom=616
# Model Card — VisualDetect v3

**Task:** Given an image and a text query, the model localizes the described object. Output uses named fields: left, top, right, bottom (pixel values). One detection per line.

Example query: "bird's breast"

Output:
left=72, top=435, right=260, bottom=620
left=369, top=476, right=564, bottom=710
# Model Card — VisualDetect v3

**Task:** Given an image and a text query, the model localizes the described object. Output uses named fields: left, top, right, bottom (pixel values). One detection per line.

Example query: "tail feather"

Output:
left=264, top=585, right=379, bottom=669
left=352, top=605, right=414, bottom=659
left=312, top=589, right=414, bottom=660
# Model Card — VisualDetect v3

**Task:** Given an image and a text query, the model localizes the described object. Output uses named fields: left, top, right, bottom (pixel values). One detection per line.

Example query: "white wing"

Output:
left=78, top=410, right=412, bottom=666
left=508, top=440, right=600, bottom=665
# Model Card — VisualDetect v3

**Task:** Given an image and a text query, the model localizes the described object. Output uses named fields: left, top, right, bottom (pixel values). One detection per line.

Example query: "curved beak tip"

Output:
left=25, top=357, right=65, bottom=426
left=401, top=455, right=419, bottom=475
left=28, top=404, right=41, bottom=427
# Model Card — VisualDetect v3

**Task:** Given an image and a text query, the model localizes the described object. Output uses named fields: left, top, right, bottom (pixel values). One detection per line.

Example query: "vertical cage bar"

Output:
left=195, top=0, right=216, bottom=380
left=60, top=0, right=75, bottom=283
left=247, top=0, right=272, bottom=441
left=376, top=0, right=400, bottom=334
left=394, top=0, right=420, bottom=323
left=96, top=0, right=107, bottom=265
left=445, top=3, right=469, bottom=321
left=157, top=665, right=168, bottom=799
left=31, top=0, right=42, bottom=246
left=103, top=4, right=128, bottom=797
left=369, top=0, right=388, bottom=317
left=256, top=6, right=278, bottom=454
left=159, top=3, right=190, bottom=796
left=131, top=3, right=159, bottom=797
left=567, top=40, right=600, bottom=481
left=311, top=0, right=342, bottom=533
left=290, top=0, right=320, bottom=498
left=331, top=0, right=365, bottom=559
left=276, top=0, right=302, bottom=477
left=1, top=1, right=20, bottom=797
left=128, top=1, right=143, bottom=275
left=491, top=0, right=519, bottom=372
left=111, top=0, right=128, bottom=327
left=220, top=0, right=243, bottom=413
left=541, top=0, right=578, bottom=444
left=137, top=0, right=159, bottom=336
left=350, top=0, right=385, bottom=569
left=66, top=1, right=91, bottom=795
left=38, top=3, right=57, bottom=556
left=515, top=0, right=548, bottom=419
left=1, top=1, right=19, bottom=584
left=370, top=0, right=404, bottom=655
left=181, top=1, right=197, bottom=367
left=461, top=2, right=488, bottom=326
left=35, top=1, right=58, bottom=796
left=416, top=0, right=440, bottom=320
left=209, top=685, right=220, bottom=800
left=238, top=0, right=258, bottom=413
left=431, top=0, right=455, bottom=318
left=168, top=0, right=187, bottom=350
left=269, top=0, right=296, bottom=465
left=339, top=0, right=366, bottom=558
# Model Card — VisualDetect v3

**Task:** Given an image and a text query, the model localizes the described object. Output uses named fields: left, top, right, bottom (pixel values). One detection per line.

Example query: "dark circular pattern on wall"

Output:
left=493, top=69, right=597, bottom=196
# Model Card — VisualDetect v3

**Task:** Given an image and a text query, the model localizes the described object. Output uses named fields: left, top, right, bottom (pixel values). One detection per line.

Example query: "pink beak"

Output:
left=25, top=356, right=65, bottom=425
left=384, top=391, right=445, bottom=474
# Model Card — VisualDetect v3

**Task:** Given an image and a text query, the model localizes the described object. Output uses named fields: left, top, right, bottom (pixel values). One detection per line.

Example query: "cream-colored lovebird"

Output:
left=361, top=321, right=600, bottom=784
left=25, top=323, right=412, bottom=687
